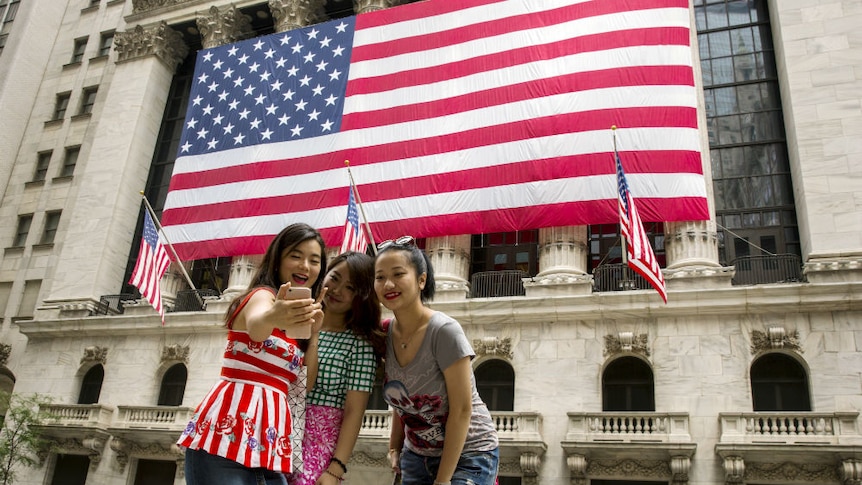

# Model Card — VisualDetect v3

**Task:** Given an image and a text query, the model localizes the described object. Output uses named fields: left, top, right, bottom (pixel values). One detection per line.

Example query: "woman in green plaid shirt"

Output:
left=289, top=251, right=385, bottom=485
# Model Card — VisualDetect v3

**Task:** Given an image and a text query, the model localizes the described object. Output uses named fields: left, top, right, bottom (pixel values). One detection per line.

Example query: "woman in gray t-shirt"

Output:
left=374, top=237, right=498, bottom=485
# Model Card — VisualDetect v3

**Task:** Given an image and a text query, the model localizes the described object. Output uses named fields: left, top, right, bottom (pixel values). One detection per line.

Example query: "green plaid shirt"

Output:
left=307, top=329, right=377, bottom=408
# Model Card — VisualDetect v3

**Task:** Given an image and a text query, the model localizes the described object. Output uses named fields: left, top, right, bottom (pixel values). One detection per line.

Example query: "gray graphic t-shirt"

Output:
left=384, top=311, right=498, bottom=456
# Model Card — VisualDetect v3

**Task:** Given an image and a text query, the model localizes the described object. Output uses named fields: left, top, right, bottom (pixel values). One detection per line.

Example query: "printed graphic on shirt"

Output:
left=383, top=380, right=448, bottom=449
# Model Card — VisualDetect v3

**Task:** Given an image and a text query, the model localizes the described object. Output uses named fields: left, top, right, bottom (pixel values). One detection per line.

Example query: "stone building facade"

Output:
left=0, top=0, right=859, bottom=484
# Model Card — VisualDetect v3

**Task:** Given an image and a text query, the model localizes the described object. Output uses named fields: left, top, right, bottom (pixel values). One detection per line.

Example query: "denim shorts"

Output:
left=399, top=447, right=499, bottom=485
left=184, top=448, right=288, bottom=485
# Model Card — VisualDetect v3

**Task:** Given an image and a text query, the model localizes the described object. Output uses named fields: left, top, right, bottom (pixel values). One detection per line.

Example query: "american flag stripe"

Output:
left=162, top=0, right=708, bottom=261
left=128, top=210, right=172, bottom=322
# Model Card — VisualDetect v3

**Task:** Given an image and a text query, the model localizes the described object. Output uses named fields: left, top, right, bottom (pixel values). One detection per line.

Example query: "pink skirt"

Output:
left=289, top=404, right=344, bottom=485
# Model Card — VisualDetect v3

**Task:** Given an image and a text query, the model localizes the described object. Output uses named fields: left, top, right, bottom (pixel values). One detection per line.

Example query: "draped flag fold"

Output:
left=129, top=210, right=173, bottom=323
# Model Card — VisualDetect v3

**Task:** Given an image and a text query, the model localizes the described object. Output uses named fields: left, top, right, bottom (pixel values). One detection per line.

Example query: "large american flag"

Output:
left=161, top=0, right=709, bottom=261
left=616, top=151, right=667, bottom=303
left=129, top=210, right=173, bottom=322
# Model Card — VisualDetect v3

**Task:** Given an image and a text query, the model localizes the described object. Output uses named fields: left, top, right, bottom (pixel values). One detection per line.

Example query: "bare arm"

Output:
left=316, top=390, right=371, bottom=484
left=435, top=356, right=474, bottom=484
left=235, top=284, right=326, bottom=343
left=388, top=409, right=405, bottom=474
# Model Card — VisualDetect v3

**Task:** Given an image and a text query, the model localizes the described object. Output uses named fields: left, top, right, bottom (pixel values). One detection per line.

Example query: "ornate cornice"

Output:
left=114, top=22, right=189, bottom=71
left=746, top=461, right=838, bottom=483
left=269, top=0, right=327, bottom=32
left=132, top=0, right=193, bottom=15
left=587, top=458, right=671, bottom=479
left=604, top=332, right=650, bottom=357
left=750, top=326, right=801, bottom=354
left=161, top=344, right=190, bottom=364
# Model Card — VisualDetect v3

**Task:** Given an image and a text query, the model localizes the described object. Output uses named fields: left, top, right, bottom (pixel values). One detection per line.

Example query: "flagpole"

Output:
left=611, top=126, right=628, bottom=265
left=344, top=161, right=378, bottom=256
left=140, top=192, right=199, bottom=292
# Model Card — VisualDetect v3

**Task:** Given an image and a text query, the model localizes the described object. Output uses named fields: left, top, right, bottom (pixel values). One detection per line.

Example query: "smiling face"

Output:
left=322, top=261, right=356, bottom=316
left=374, top=249, right=426, bottom=312
left=278, top=238, right=323, bottom=288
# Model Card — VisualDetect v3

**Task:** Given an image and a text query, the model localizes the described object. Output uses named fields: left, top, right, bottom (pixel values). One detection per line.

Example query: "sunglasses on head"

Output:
left=377, top=235, right=416, bottom=251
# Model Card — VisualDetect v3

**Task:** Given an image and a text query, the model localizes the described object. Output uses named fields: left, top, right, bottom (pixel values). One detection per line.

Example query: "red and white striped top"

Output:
left=178, top=288, right=304, bottom=472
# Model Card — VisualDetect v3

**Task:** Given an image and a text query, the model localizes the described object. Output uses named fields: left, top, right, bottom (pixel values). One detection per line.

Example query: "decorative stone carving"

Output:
left=81, top=346, right=108, bottom=365
left=521, top=452, right=542, bottom=476
left=0, top=343, right=10, bottom=366
left=670, top=455, right=691, bottom=484
left=473, top=337, right=513, bottom=359
left=197, top=5, right=254, bottom=49
left=110, top=438, right=128, bottom=471
left=603, top=332, right=649, bottom=357
left=270, top=0, right=327, bottom=32
left=111, top=438, right=183, bottom=472
left=498, top=457, right=520, bottom=474
left=722, top=456, right=744, bottom=484
left=349, top=451, right=388, bottom=467
left=842, top=459, right=862, bottom=485
left=225, top=255, right=263, bottom=299
left=566, top=453, right=587, bottom=485
left=161, top=344, right=190, bottom=364
left=750, top=328, right=801, bottom=354
left=114, top=22, right=189, bottom=71
left=132, top=0, right=192, bottom=15
left=746, top=461, right=838, bottom=483
left=353, top=0, right=414, bottom=14
left=51, top=436, right=106, bottom=468
left=587, top=459, right=670, bottom=479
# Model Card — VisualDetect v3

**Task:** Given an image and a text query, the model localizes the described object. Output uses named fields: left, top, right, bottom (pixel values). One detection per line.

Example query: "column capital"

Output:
left=269, top=0, right=328, bottom=32
left=353, top=0, right=415, bottom=14
left=114, top=22, right=189, bottom=71
left=197, top=5, right=254, bottom=49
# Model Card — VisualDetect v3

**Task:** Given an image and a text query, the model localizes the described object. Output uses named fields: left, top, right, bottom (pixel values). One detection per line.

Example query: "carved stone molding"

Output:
left=132, top=0, right=193, bottom=15
left=670, top=455, right=691, bottom=484
left=353, top=0, right=411, bottom=14
left=0, top=343, right=10, bottom=366
left=161, top=344, right=190, bottom=364
left=842, top=459, right=862, bottom=485
left=114, top=22, right=189, bottom=71
left=603, top=332, right=650, bottom=357
left=197, top=5, right=254, bottom=49
left=587, top=458, right=671, bottom=479
left=746, top=461, right=839, bottom=483
left=269, top=0, right=327, bottom=32
left=750, top=327, right=801, bottom=354
left=81, top=346, right=108, bottom=365
left=473, top=337, right=513, bottom=359
left=47, top=436, right=107, bottom=468
left=111, top=438, right=183, bottom=472
left=567, top=453, right=587, bottom=485
left=498, top=457, right=520, bottom=475
left=723, top=456, right=744, bottom=484
left=349, top=451, right=388, bottom=468
left=521, top=452, right=542, bottom=476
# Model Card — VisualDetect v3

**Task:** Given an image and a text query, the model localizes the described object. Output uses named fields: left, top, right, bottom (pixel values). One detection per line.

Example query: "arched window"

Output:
left=77, top=365, right=104, bottom=405
left=475, top=360, right=515, bottom=411
left=157, top=364, right=187, bottom=406
left=602, top=356, right=655, bottom=412
left=750, top=353, right=810, bottom=411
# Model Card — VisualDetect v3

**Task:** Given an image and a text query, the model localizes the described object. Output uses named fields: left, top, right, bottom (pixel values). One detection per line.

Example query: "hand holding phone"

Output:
left=277, top=284, right=314, bottom=339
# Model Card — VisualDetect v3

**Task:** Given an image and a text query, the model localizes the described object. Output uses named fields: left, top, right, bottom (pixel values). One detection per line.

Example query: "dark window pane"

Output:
left=158, top=364, right=187, bottom=406
left=706, top=2, right=728, bottom=29
left=751, top=353, right=811, bottom=411
left=714, top=87, right=737, bottom=115
left=602, top=357, right=655, bottom=412
left=133, top=459, right=176, bottom=485
left=51, top=454, right=89, bottom=485
left=727, top=0, right=751, bottom=25
left=78, top=365, right=104, bottom=404
left=475, top=360, right=515, bottom=411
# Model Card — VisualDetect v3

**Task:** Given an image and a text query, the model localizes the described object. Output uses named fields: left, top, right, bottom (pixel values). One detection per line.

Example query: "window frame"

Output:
left=98, top=31, right=113, bottom=57
left=33, top=151, right=52, bottom=182
left=79, top=86, right=98, bottom=115
left=13, top=214, right=32, bottom=247
left=59, top=146, right=80, bottom=178
left=53, top=92, right=71, bottom=121
left=40, top=211, right=61, bottom=245
left=71, top=37, right=88, bottom=64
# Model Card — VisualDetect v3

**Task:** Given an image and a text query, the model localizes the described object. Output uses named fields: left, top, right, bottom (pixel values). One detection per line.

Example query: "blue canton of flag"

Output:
left=178, top=18, right=355, bottom=155
left=340, top=185, right=368, bottom=254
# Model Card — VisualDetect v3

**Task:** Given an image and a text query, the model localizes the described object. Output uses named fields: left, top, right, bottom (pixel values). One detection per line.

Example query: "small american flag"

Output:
left=340, top=184, right=368, bottom=254
left=129, top=210, right=173, bottom=323
left=616, top=151, right=667, bottom=303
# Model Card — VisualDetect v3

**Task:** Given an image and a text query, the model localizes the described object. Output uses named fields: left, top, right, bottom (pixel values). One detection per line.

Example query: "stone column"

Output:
left=159, top=264, right=187, bottom=311
left=269, top=0, right=327, bottom=32
left=223, top=255, right=263, bottom=300
left=425, top=235, right=470, bottom=301
left=40, top=22, right=188, bottom=313
left=197, top=5, right=254, bottom=49
left=524, top=226, right=592, bottom=297
left=663, top=221, right=733, bottom=289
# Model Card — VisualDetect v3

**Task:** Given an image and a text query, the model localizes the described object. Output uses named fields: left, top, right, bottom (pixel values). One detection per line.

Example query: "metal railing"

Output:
left=592, top=263, right=653, bottom=293
left=170, top=288, right=221, bottom=312
left=470, top=270, right=528, bottom=298
left=90, top=293, right=138, bottom=316
left=731, top=254, right=805, bottom=286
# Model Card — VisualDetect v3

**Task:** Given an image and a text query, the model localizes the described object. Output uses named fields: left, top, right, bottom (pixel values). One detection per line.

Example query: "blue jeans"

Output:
left=399, top=447, right=499, bottom=485
left=184, top=448, right=288, bottom=485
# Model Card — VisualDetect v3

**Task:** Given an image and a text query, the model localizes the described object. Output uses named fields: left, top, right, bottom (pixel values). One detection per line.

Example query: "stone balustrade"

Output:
left=565, top=412, right=692, bottom=442
left=718, top=412, right=861, bottom=444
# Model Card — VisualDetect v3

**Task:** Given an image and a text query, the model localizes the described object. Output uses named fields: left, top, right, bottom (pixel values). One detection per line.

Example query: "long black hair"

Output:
left=326, top=251, right=386, bottom=361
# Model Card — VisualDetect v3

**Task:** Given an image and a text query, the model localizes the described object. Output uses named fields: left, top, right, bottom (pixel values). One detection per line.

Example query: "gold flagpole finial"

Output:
left=611, top=125, right=617, bottom=130
left=344, top=160, right=350, bottom=167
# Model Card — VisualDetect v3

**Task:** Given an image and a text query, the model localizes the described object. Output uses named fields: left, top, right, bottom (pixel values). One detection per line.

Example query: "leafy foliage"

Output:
left=0, top=391, right=53, bottom=485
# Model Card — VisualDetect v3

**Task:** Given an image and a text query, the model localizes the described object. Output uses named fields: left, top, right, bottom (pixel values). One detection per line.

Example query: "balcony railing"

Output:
left=470, top=270, right=527, bottom=298
left=113, top=405, right=194, bottom=429
left=564, top=412, right=692, bottom=442
left=592, top=264, right=653, bottom=293
left=731, top=254, right=805, bottom=285
left=360, top=410, right=544, bottom=443
left=39, top=403, right=114, bottom=429
left=89, top=293, right=138, bottom=316
left=170, top=288, right=221, bottom=312
left=718, top=412, right=861, bottom=444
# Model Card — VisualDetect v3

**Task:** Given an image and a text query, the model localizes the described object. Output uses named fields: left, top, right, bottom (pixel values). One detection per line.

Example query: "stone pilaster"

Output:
left=160, top=264, right=186, bottom=310
left=524, top=226, right=592, bottom=297
left=114, top=21, right=189, bottom=70
left=269, top=0, right=328, bottom=32
left=223, top=255, right=263, bottom=300
left=425, top=235, right=470, bottom=301
left=663, top=220, right=733, bottom=289
left=197, top=5, right=254, bottom=49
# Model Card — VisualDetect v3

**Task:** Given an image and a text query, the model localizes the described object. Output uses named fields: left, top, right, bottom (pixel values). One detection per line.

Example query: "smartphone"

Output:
left=285, top=286, right=311, bottom=300
left=283, top=286, right=312, bottom=339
